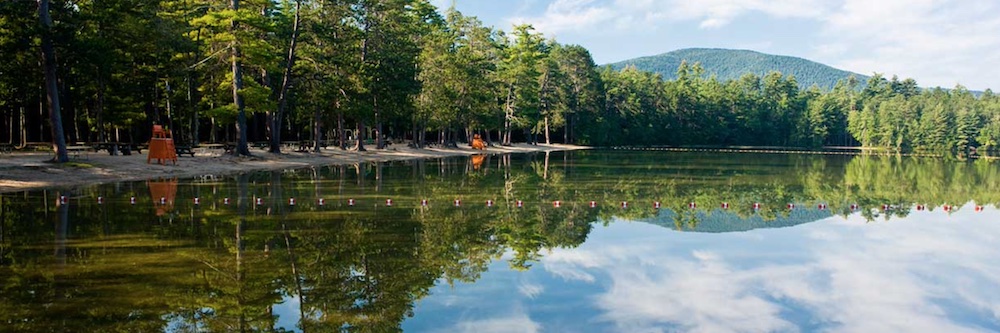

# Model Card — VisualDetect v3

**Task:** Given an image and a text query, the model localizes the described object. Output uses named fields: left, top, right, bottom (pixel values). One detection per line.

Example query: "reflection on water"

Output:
left=1, top=151, right=999, bottom=332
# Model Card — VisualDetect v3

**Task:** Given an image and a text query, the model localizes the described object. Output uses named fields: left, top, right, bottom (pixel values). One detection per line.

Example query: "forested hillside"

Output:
left=607, top=48, right=869, bottom=90
left=2, top=1, right=999, bottom=160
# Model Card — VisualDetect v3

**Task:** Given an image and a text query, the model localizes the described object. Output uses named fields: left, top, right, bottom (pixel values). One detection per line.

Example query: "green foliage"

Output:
left=3, top=2, right=999, bottom=156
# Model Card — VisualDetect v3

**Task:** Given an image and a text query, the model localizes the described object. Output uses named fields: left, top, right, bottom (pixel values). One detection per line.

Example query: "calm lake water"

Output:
left=2, top=150, right=999, bottom=332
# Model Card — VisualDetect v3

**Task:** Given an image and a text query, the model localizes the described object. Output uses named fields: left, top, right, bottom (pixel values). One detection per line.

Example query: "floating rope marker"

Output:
left=348, top=198, right=355, bottom=206
left=487, top=199, right=494, bottom=207
left=386, top=198, right=393, bottom=207
left=421, top=199, right=428, bottom=207
left=97, top=197, right=103, bottom=205
left=194, top=197, right=200, bottom=205
left=590, top=201, right=597, bottom=208
left=289, top=198, right=295, bottom=206
left=516, top=200, right=523, bottom=208
left=943, top=205, right=952, bottom=212
left=454, top=199, right=461, bottom=207
left=975, top=205, right=984, bottom=212
left=916, top=204, right=925, bottom=211
left=722, top=202, right=730, bottom=209
left=224, top=198, right=230, bottom=205
left=318, top=198, right=325, bottom=206
left=130, top=197, right=136, bottom=205
left=553, top=201, right=561, bottom=208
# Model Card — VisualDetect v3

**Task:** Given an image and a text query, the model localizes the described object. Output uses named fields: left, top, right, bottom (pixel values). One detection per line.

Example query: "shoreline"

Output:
left=0, top=143, right=589, bottom=194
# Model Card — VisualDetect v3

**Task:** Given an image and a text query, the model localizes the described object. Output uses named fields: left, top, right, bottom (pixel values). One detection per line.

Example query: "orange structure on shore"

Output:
left=147, top=125, right=177, bottom=165
left=471, top=134, right=486, bottom=150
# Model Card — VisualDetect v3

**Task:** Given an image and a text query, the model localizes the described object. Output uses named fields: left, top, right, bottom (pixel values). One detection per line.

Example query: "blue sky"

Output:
left=430, top=0, right=1000, bottom=91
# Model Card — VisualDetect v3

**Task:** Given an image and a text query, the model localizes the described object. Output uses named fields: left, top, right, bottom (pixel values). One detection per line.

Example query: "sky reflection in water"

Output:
left=404, top=206, right=1000, bottom=333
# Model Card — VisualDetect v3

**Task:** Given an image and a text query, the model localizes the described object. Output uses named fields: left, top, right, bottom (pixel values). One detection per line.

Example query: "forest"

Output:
left=3, top=0, right=1000, bottom=162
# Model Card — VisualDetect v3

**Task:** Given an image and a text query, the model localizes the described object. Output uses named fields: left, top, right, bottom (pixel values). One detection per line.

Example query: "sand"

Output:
left=0, top=143, right=588, bottom=193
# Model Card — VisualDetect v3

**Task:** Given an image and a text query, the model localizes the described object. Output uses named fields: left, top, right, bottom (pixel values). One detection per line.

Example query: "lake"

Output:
left=2, top=150, right=999, bottom=332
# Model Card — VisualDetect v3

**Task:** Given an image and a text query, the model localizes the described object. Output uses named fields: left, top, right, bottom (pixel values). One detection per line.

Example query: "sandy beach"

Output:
left=0, top=143, right=588, bottom=193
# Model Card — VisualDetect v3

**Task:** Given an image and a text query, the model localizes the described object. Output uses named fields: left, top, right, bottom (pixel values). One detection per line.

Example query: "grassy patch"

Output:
left=63, top=162, right=96, bottom=168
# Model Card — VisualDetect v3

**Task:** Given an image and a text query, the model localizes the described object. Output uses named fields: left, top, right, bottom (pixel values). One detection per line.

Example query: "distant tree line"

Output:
left=594, top=63, right=1000, bottom=156
left=2, top=0, right=998, bottom=160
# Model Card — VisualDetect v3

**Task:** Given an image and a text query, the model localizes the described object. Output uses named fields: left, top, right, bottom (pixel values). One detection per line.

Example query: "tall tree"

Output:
left=268, top=0, right=303, bottom=154
left=37, top=0, right=68, bottom=162
left=230, top=0, right=251, bottom=156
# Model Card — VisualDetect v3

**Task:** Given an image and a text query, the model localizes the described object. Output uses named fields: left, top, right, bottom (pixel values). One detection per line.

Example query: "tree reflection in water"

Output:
left=0, top=151, right=999, bottom=331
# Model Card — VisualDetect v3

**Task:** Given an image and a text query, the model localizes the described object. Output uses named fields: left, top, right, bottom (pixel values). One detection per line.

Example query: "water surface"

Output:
left=1, top=151, right=999, bottom=332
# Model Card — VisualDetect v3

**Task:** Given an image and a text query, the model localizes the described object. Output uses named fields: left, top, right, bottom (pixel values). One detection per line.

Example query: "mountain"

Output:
left=638, top=208, right=834, bottom=233
left=606, top=48, right=869, bottom=90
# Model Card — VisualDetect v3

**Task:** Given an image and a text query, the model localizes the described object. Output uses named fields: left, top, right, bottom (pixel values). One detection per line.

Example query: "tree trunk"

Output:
left=37, top=0, right=68, bottom=162
left=355, top=120, right=366, bottom=151
left=20, top=107, right=26, bottom=147
left=374, top=95, right=384, bottom=149
left=312, top=105, right=321, bottom=152
left=337, top=110, right=345, bottom=150
left=503, top=83, right=515, bottom=146
left=97, top=75, right=107, bottom=142
left=544, top=116, right=550, bottom=144
left=231, top=0, right=251, bottom=156
left=269, top=0, right=302, bottom=154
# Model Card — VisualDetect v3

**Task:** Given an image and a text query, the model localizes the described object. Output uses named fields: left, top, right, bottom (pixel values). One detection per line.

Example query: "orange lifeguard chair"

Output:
left=471, top=134, right=486, bottom=150
left=147, top=125, right=178, bottom=164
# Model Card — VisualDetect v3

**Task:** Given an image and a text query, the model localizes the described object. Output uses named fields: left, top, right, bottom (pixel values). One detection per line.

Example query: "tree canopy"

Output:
left=2, top=1, right=999, bottom=158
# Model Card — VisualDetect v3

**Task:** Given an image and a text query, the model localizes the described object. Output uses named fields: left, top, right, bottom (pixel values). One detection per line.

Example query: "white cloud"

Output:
left=815, top=0, right=1000, bottom=89
left=498, top=0, right=1000, bottom=90
left=538, top=211, right=1000, bottom=332
left=510, top=0, right=830, bottom=34
left=440, top=308, right=542, bottom=333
